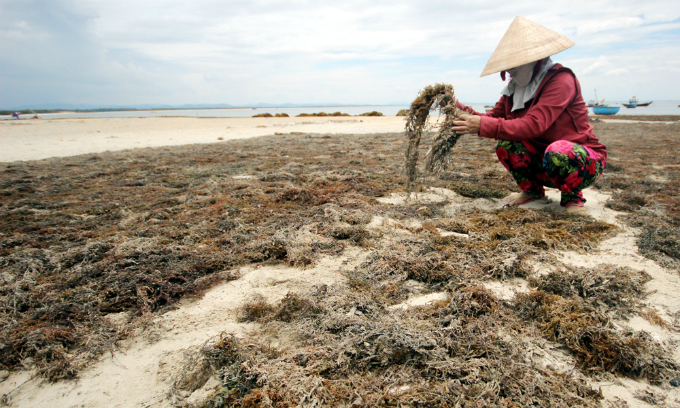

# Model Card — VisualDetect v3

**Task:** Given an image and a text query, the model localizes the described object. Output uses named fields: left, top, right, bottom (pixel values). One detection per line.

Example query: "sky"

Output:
left=1, top=0, right=679, bottom=109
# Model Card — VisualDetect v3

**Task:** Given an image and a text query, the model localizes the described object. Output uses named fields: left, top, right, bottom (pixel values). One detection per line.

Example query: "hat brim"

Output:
left=480, top=16, right=575, bottom=77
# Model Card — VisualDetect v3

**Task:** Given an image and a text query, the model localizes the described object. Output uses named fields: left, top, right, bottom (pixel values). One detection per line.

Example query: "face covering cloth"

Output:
left=502, top=57, right=556, bottom=112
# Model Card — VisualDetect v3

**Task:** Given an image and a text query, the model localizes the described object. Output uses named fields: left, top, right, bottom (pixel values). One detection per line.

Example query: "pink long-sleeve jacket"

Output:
left=458, top=64, right=607, bottom=165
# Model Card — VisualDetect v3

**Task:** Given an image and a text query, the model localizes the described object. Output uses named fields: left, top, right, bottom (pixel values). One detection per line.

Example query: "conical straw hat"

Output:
left=480, top=16, right=575, bottom=77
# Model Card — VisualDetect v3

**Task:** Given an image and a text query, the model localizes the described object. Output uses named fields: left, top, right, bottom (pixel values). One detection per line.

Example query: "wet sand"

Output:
left=1, top=116, right=407, bottom=162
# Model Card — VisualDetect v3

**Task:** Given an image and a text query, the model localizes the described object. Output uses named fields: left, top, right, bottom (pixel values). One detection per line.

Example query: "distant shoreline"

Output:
left=0, top=104, right=412, bottom=115
left=3, top=100, right=679, bottom=121
left=4, top=100, right=679, bottom=114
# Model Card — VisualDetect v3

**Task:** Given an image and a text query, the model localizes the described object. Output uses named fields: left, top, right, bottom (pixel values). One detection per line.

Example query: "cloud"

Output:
left=606, top=68, right=629, bottom=76
left=1, top=0, right=679, bottom=108
left=582, top=56, right=612, bottom=75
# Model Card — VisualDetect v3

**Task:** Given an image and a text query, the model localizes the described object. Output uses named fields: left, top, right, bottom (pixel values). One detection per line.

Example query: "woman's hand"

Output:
left=451, top=114, right=481, bottom=135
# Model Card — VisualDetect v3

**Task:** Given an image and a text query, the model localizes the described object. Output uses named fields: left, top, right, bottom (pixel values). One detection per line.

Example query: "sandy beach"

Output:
left=0, top=116, right=407, bottom=162
left=0, top=116, right=679, bottom=407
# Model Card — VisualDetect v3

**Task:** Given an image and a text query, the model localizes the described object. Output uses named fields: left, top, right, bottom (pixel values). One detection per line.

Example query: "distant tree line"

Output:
left=252, top=111, right=388, bottom=118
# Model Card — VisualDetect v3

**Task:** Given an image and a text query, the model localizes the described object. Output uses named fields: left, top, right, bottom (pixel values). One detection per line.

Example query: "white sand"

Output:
left=0, top=118, right=678, bottom=407
left=0, top=116, right=407, bottom=162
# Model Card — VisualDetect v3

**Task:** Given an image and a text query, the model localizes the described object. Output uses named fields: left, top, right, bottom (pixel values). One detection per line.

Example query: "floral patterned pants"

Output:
left=495, top=140, right=605, bottom=206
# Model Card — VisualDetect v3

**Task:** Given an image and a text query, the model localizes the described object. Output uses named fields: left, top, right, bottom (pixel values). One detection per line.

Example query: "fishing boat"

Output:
left=587, top=90, right=608, bottom=108
left=626, top=96, right=653, bottom=107
left=588, top=89, right=619, bottom=114
left=592, top=105, right=620, bottom=115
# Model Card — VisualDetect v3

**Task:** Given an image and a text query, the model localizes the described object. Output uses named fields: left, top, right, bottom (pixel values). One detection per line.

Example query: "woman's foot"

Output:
left=503, top=192, right=543, bottom=207
left=564, top=200, right=589, bottom=215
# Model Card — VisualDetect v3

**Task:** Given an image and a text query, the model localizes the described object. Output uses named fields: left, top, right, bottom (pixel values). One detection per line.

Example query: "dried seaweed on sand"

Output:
left=0, top=134, right=400, bottom=380
left=3, top=119, right=680, bottom=406
left=404, top=83, right=467, bottom=189
left=201, top=285, right=603, bottom=407
left=515, top=291, right=679, bottom=384
left=594, top=120, right=680, bottom=270
left=529, top=264, right=651, bottom=317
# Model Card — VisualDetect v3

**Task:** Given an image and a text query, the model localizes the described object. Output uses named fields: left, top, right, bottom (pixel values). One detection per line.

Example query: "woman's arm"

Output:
left=478, top=72, right=576, bottom=141
left=456, top=98, right=505, bottom=118
left=452, top=97, right=506, bottom=135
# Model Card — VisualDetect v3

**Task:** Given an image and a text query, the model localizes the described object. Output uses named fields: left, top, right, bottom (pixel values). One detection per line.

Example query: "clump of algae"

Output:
left=404, top=83, right=467, bottom=190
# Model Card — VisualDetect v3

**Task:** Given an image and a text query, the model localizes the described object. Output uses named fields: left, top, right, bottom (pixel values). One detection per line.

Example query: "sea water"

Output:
left=3, top=101, right=679, bottom=120
left=0, top=104, right=488, bottom=120
left=29, top=105, right=414, bottom=120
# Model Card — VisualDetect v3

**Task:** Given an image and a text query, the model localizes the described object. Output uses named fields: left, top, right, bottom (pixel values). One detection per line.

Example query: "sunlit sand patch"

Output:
left=526, top=256, right=562, bottom=278
left=386, top=292, right=448, bottom=311
left=482, top=279, right=530, bottom=302
left=376, top=190, right=448, bottom=205
left=377, top=187, right=499, bottom=214
left=592, top=376, right=676, bottom=408
left=621, top=316, right=671, bottom=343
left=521, top=338, right=577, bottom=375
left=437, top=229, right=469, bottom=238
left=366, top=215, right=422, bottom=233
left=442, top=197, right=499, bottom=213
left=648, top=174, right=668, bottom=183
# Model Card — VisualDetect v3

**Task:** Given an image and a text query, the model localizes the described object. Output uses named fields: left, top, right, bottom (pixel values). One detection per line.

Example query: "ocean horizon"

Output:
left=3, top=100, right=680, bottom=120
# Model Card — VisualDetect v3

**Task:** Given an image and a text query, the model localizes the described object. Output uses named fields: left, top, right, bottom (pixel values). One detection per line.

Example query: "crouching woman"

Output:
left=451, top=17, right=607, bottom=215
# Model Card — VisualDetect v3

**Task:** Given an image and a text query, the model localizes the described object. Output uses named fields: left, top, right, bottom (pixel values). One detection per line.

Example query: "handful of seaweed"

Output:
left=404, top=83, right=468, bottom=189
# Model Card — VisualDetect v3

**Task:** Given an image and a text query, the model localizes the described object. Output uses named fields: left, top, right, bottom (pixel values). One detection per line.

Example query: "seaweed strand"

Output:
left=404, top=83, right=467, bottom=190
